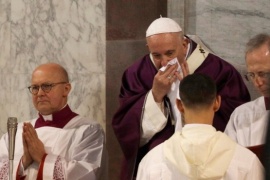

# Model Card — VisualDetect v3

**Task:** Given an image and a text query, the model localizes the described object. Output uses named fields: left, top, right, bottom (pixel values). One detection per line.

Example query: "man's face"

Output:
left=246, top=44, right=270, bottom=97
left=146, top=33, right=188, bottom=69
left=30, top=67, right=70, bottom=115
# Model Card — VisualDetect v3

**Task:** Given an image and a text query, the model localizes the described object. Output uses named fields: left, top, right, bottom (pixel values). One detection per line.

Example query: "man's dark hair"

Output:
left=179, top=73, right=217, bottom=109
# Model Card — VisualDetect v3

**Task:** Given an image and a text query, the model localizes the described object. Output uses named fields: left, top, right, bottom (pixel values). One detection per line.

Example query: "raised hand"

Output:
left=152, top=63, right=178, bottom=102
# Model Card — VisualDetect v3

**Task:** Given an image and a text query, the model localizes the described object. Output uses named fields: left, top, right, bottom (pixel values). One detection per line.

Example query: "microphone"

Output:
left=7, top=117, right=18, bottom=160
left=7, top=117, right=18, bottom=180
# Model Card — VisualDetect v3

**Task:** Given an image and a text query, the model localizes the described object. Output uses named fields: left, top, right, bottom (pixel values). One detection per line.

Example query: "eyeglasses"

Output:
left=244, top=72, right=270, bottom=82
left=28, top=82, right=67, bottom=95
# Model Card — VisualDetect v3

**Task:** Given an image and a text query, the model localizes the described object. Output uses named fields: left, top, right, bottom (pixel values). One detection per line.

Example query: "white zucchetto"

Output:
left=146, top=17, right=182, bottom=37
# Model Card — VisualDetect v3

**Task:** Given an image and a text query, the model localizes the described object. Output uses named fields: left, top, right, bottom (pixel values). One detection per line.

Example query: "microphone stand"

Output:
left=9, top=160, right=13, bottom=180
left=7, top=117, right=18, bottom=180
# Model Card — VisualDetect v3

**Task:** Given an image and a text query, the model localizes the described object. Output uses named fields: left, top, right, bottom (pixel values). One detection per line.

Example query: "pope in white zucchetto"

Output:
left=112, top=17, right=251, bottom=180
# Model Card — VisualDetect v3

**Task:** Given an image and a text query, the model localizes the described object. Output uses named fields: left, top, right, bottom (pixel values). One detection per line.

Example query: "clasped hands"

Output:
left=22, top=122, right=46, bottom=169
left=152, top=61, right=189, bottom=103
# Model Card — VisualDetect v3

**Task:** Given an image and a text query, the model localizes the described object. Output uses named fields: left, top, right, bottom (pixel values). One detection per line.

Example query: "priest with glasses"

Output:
left=0, top=63, right=106, bottom=180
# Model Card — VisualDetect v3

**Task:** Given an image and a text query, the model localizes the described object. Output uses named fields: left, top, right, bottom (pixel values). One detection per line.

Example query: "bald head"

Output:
left=32, top=63, right=69, bottom=83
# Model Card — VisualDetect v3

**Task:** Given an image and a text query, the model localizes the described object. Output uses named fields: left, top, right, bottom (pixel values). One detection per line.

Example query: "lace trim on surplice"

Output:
left=0, top=160, right=8, bottom=180
left=53, top=156, right=65, bottom=180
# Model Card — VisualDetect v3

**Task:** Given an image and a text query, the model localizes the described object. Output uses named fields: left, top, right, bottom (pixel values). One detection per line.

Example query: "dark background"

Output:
left=106, top=0, right=167, bottom=179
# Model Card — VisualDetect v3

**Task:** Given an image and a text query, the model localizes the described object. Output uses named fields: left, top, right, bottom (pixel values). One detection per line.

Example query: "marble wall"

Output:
left=0, top=0, right=105, bottom=137
left=169, top=0, right=270, bottom=99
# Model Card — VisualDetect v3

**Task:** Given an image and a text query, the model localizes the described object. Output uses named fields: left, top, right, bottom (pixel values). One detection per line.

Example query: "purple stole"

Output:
left=35, top=105, right=78, bottom=129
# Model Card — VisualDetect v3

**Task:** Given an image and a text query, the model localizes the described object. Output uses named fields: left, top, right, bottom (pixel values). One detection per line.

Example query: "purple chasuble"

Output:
left=112, top=38, right=251, bottom=180
left=35, top=105, right=78, bottom=129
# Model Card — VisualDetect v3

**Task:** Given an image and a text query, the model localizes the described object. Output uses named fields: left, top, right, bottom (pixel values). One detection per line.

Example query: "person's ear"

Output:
left=176, top=99, right=185, bottom=114
left=181, top=37, right=188, bottom=51
left=213, top=95, right=221, bottom=112
left=63, top=83, right=71, bottom=97
left=182, top=38, right=188, bottom=47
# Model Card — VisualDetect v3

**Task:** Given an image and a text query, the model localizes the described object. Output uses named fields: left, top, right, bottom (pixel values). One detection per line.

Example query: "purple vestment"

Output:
left=112, top=39, right=251, bottom=179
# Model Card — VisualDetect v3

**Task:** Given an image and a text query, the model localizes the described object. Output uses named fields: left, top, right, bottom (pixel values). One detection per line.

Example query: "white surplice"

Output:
left=0, top=116, right=105, bottom=180
left=224, top=96, right=269, bottom=146
left=137, top=124, right=264, bottom=180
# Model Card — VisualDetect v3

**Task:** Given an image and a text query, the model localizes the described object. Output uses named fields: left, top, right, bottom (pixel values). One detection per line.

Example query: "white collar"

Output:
left=40, top=104, right=68, bottom=121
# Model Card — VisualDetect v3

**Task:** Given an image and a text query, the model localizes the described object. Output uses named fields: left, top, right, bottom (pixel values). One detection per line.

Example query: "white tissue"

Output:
left=159, top=58, right=182, bottom=96
left=159, top=58, right=183, bottom=131
left=159, top=58, right=179, bottom=72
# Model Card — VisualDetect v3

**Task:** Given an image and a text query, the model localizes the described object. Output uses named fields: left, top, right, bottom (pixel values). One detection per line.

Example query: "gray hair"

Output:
left=246, top=33, right=270, bottom=55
